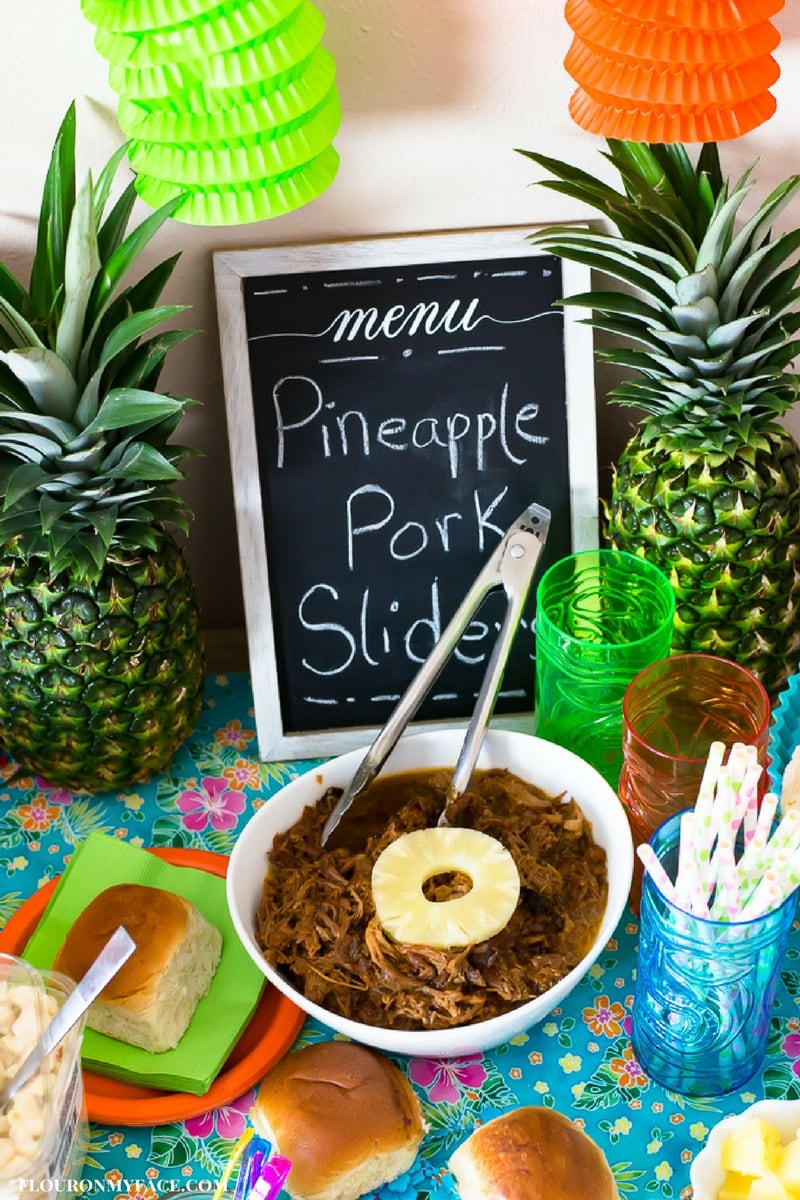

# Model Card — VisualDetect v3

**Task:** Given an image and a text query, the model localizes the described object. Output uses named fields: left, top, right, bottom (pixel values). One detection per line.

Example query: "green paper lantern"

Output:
left=117, top=47, right=336, bottom=142
left=127, top=86, right=340, bottom=183
left=83, top=0, right=222, bottom=31
left=115, top=48, right=335, bottom=141
left=134, top=144, right=339, bottom=225
left=81, top=0, right=340, bottom=225
left=94, top=0, right=301, bottom=67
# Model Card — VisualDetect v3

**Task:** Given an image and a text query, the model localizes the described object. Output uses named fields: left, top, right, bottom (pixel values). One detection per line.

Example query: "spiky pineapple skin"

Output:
left=0, top=530, right=204, bottom=791
left=606, top=427, right=800, bottom=699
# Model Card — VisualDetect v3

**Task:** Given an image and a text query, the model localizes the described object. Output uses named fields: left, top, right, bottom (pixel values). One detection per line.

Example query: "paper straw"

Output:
left=741, top=762, right=763, bottom=845
left=660, top=744, right=799, bottom=923
left=695, top=741, right=727, bottom=820
left=687, top=809, right=720, bottom=908
left=675, top=810, right=700, bottom=901
left=709, top=763, right=749, bottom=845
left=709, top=835, right=741, bottom=920
left=737, top=870, right=786, bottom=921
left=637, top=843, right=677, bottom=902
left=728, top=742, right=751, bottom=772
left=767, top=807, right=800, bottom=855
left=736, top=831, right=772, bottom=902
left=738, top=791, right=779, bottom=875
left=680, top=855, right=711, bottom=918
left=765, top=849, right=800, bottom=893
left=670, top=812, right=714, bottom=917
left=742, top=811, right=800, bottom=901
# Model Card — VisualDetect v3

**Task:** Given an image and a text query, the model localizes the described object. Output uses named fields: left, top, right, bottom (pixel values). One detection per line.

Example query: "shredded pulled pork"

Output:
left=255, top=768, right=608, bottom=1031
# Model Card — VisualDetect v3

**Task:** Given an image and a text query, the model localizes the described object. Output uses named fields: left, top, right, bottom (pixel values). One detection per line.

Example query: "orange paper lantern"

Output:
left=564, top=0, right=785, bottom=142
left=568, top=89, right=776, bottom=143
left=565, top=0, right=780, bottom=63
left=576, top=0, right=784, bottom=28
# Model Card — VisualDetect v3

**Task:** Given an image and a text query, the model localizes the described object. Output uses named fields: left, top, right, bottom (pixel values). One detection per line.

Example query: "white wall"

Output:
left=2, top=1, right=799, bottom=648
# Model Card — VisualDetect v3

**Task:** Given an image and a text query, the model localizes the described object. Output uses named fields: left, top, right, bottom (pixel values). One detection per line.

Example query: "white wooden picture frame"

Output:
left=213, top=226, right=597, bottom=761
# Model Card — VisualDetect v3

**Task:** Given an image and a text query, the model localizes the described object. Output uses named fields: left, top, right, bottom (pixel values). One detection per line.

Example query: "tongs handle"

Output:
left=321, top=503, right=551, bottom=844
left=448, top=521, right=545, bottom=804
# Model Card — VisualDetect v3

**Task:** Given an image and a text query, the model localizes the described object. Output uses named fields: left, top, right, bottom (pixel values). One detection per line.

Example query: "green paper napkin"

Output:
left=23, top=832, right=265, bottom=1096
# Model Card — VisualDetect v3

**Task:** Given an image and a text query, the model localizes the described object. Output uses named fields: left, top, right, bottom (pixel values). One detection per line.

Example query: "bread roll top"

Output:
left=53, top=883, right=192, bottom=1011
left=449, top=1106, right=618, bottom=1200
left=253, top=1041, right=423, bottom=1194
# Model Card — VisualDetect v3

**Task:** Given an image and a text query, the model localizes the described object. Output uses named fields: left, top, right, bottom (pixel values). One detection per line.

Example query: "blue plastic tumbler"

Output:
left=631, top=810, right=798, bottom=1097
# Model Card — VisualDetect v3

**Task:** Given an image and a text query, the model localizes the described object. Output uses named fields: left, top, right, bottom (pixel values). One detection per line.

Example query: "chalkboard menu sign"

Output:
left=213, top=228, right=597, bottom=760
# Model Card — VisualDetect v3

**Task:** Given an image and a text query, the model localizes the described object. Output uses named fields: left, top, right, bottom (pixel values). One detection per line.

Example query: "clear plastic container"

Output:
left=0, top=954, right=88, bottom=1199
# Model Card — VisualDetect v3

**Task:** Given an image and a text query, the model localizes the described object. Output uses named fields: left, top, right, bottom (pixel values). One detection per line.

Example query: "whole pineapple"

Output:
left=519, top=140, right=800, bottom=698
left=0, top=103, right=204, bottom=790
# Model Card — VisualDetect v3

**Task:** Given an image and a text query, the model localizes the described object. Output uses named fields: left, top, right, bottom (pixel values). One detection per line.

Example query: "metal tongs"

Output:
left=321, top=502, right=551, bottom=845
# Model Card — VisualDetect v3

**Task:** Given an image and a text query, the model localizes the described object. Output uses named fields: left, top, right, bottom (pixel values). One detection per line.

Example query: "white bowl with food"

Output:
left=227, top=728, right=633, bottom=1057
left=690, top=1098, right=800, bottom=1200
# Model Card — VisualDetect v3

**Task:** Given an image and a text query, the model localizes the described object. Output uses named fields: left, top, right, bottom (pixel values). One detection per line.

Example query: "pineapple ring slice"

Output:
left=371, top=827, right=521, bottom=949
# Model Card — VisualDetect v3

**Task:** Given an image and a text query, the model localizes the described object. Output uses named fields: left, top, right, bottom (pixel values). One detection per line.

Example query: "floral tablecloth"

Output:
left=1, top=673, right=799, bottom=1200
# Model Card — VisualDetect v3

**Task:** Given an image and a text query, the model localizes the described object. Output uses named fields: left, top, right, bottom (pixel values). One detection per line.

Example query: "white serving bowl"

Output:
left=227, top=728, right=634, bottom=1058
left=690, top=1098, right=800, bottom=1200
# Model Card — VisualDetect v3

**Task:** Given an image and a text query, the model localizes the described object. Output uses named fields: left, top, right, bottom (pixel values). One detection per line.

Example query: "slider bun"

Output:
left=252, top=1041, right=424, bottom=1200
left=449, top=1106, right=619, bottom=1200
left=53, top=882, right=222, bottom=1053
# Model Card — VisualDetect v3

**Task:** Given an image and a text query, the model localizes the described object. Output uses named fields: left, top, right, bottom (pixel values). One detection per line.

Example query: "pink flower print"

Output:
left=185, top=1089, right=255, bottom=1140
left=409, top=1055, right=487, bottom=1104
left=176, top=777, right=246, bottom=832
left=782, top=1032, right=800, bottom=1077
left=214, top=720, right=255, bottom=751
left=34, top=778, right=73, bottom=805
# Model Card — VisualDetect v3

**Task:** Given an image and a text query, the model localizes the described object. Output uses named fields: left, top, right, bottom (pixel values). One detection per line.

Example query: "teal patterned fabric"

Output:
left=1, top=673, right=799, bottom=1198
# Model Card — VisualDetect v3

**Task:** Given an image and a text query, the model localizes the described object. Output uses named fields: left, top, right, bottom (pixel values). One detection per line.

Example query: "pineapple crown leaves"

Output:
left=517, top=139, right=800, bottom=455
left=0, top=102, right=199, bottom=584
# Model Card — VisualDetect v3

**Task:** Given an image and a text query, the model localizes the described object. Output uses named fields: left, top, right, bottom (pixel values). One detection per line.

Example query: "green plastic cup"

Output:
left=534, top=549, right=675, bottom=789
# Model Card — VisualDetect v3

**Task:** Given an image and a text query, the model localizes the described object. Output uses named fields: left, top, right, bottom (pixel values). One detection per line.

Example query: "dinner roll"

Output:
left=53, top=883, right=222, bottom=1053
left=251, top=1041, right=425, bottom=1200
left=449, top=1106, right=619, bottom=1200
